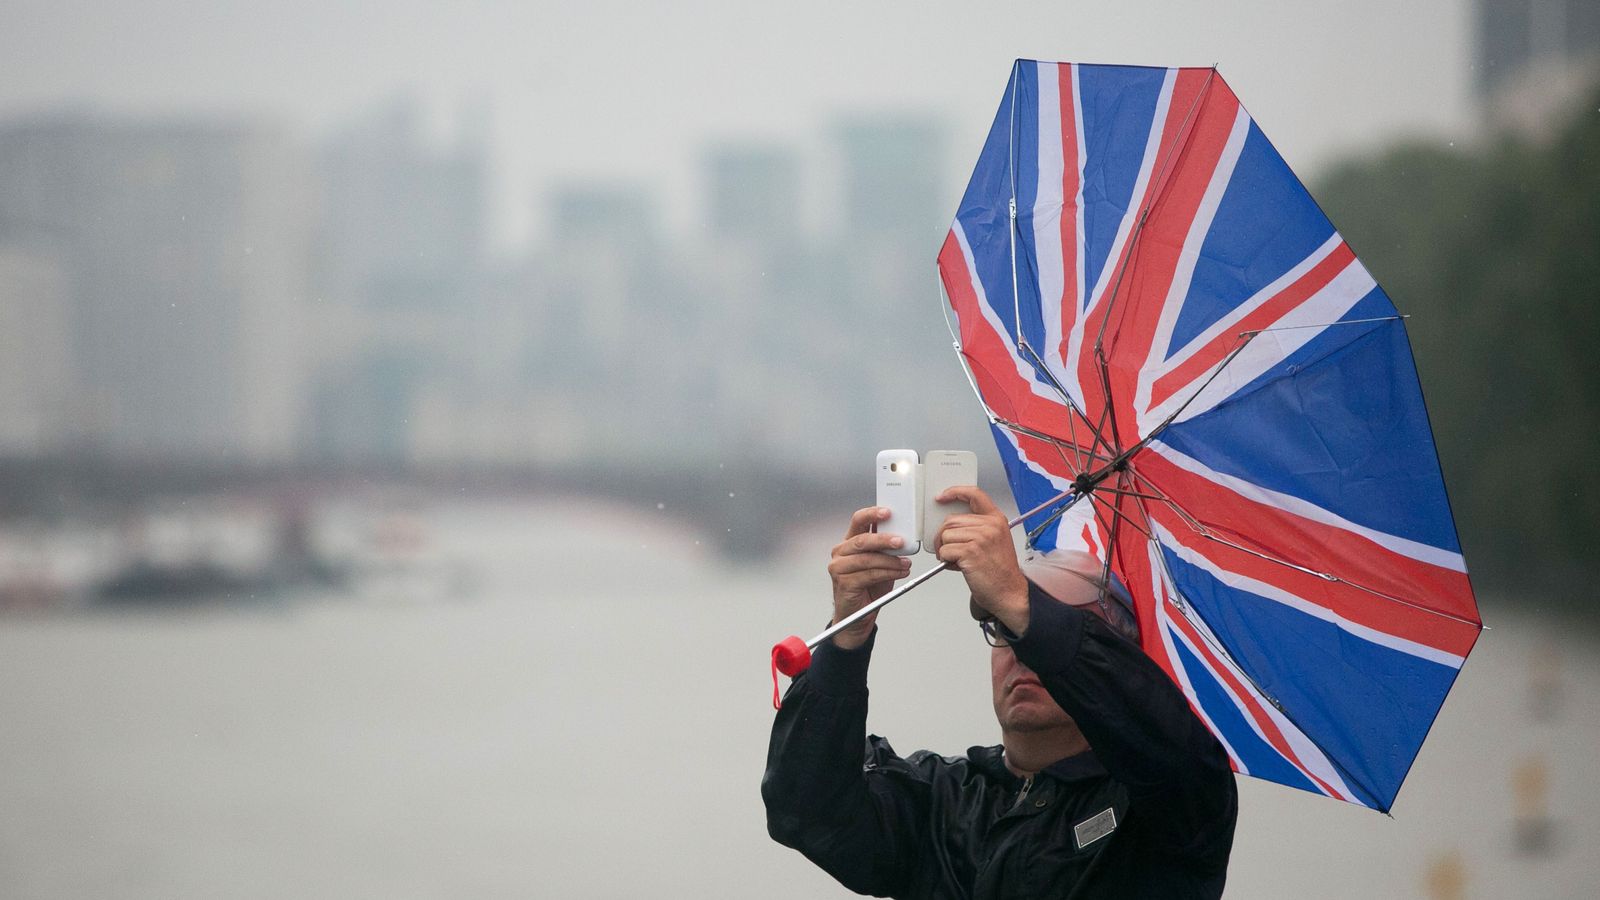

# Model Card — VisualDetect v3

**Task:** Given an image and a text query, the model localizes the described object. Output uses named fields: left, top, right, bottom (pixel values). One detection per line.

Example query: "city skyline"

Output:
left=0, top=97, right=976, bottom=471
left=1, top=0, right=1481, bottom=247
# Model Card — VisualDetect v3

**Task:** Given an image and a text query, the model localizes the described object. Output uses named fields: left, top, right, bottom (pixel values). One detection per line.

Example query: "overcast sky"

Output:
left=1, top=0, right=1478, bottom=246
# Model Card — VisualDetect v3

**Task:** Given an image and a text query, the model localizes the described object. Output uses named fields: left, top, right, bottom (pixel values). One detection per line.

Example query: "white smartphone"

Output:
left=875, top=449, right=921, bottom=556
left=921, top=450, right=978, bottom=552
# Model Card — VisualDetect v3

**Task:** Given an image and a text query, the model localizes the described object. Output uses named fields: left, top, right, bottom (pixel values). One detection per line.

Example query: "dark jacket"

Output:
left=762, top=580, right=1237, bottom=899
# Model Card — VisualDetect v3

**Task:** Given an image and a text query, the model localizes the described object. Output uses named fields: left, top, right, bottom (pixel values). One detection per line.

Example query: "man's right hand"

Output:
left=827, top=506, right=914, bottom=649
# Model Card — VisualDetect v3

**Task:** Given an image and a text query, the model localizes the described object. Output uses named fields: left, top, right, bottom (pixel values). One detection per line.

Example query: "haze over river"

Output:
left=1, top=499, right=1594, bottom=898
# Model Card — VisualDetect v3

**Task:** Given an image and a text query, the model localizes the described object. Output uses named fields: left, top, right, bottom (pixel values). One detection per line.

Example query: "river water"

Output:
left=1, top=498, right=1595, bottom=898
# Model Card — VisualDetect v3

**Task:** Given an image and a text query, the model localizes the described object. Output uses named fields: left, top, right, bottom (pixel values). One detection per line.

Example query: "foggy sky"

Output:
left=0, top=0, right=1475, bottom=247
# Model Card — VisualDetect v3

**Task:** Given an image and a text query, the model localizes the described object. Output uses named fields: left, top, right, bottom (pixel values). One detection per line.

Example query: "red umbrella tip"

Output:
left=773, top=636, right=812, bottom=677
left=770, top=636, right=812, bottom=709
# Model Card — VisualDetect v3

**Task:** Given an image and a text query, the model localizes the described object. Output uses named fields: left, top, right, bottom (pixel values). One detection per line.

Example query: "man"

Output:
left=762, top=485, right=1237, bottom=898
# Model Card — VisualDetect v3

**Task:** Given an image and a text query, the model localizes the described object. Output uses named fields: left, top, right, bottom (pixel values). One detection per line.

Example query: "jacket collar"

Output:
left=968, top=744, right=1109, bottom=786
left=1044, top=750, right=1108, bottom=782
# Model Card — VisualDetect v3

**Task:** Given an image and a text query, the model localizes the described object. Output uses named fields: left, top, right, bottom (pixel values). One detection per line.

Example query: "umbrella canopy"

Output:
left=936, top=60, right=1482, bottom=812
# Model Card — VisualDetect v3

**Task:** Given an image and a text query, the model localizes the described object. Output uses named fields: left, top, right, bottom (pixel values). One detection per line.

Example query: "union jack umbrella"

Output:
left=935, top=61, right=1482, bottom=812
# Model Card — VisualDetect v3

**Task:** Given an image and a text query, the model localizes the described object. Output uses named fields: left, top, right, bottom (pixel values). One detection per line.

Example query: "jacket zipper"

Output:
left=1013, top=775, right=1034, bottom=811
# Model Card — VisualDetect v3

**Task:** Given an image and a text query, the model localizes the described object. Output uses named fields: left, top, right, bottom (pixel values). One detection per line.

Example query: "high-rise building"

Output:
left=317, top=98, right=487, bottom=308
left=308, top=98, right=491, bottom=464
left=832, top=114, right=947, bottom=246
left=542, top=180, right=660, bottom=342
left=702, top=143, right=801, bottom=246
left=1477, top=0, right=1600, bottom=133
left=547, top=182, right=655, bottom=251
left=0, top=246, right=76, bottom=455
left=0, top=114, right=312, bottom=462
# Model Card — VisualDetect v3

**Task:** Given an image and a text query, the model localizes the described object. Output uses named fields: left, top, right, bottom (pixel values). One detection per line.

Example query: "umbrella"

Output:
left=928, top=60, right=1482, bottom=812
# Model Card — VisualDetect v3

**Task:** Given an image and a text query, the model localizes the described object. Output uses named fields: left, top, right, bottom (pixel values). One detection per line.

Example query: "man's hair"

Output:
left=1020, top=550, right=1141, bottom=644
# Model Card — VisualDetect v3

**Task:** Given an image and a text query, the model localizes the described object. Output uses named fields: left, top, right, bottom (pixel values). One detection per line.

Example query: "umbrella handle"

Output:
left=771, top=487, right=1084, bottom=687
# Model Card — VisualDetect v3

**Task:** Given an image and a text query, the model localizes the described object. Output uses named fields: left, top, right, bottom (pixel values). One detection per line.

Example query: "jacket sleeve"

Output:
left=761, top=629, right=927, bottom=897
left=1008, top=580, right=1238, bottom=868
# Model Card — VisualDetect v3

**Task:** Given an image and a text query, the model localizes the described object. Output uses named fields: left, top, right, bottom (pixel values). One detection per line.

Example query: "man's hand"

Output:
left=827, top=507, right=914, bottom=649
left=932, top=486, right=1030, bottom=636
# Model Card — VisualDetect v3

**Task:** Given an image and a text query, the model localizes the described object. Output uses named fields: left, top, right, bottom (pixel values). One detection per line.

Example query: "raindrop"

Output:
left=656, top=502, right=665, bottom=510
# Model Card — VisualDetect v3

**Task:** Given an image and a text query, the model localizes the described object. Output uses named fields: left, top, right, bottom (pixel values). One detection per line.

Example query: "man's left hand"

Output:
left=933, top=485, right=1030, bottom=636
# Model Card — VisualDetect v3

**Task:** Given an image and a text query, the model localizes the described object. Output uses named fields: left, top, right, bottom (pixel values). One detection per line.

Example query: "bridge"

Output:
left=0, top=456, right=864, bottom=562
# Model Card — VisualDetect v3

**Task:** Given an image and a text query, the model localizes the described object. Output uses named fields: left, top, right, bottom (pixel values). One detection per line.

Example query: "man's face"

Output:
left=990, top=643, right=1077, bottom=733
left=989, top=581, right=1110, bottom=736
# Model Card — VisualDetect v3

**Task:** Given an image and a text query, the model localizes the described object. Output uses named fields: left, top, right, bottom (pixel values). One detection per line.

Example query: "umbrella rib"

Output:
left=1126, top=484, right=1307, bottom=760
left=1035, top=431, right=1088, bottom=511
left=1023, top=492, right=1091, bottom=546
left=1026, top=473, right=1111, bottom=543
left=1242, top=314, right=1405, bottom=336
left=1125, top=465, right=1482, bottom=630
left=1061, top=479, right=1156, bottom=544
left=1027, top=481, right=1149, bottom=551
left=1094, top=485, right=1174, bottom=504
left=1089, top=493, right=1153, bottom=541
left=1087, top=471, right=1162, bottom=545
left=1118, top=332, right=1256, bottom=466
left=1025, top=501, right=1074, bottom=545
left=1094, top=349, right=1125, bottom=454
left=1098, top=476, right=1128, bottom=617
left=1046, top=442, right=1089, bottom=499
left=1198, top=528, right=1481, bottom=629
left=1017, top=340, right=1100, bottom=471
left=1007, top=62, right=1025, bottom=347
left=991, top=414, right=1117, bottom=467
left=938, top=271, right=1021, bottom=448
left=1100, top=474, right=1152, bottom=534
left=1018, top=342, right=1089, bottom=470
left=1154, top=554, right=1398, bottom=809
left=1163, top=317, right=1407, bottom=426
left=1143, top=315, right=1407, bottom=454
left=1138, top=522, right=1395, bottom=809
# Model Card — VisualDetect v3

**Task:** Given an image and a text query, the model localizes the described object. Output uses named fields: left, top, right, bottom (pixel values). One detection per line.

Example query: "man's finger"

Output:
left=934, top=524, right=980, bottom=546
left=935, top=484, right=1001, bottom=517
left=937, top=513, right=1001, bottom=535
left=844, top=506, right=892, bottom=539
left=829, top=553, right=912, bottom=578
left=837, top=531, right=906, bottom=556
left=936, top=541, right=972, bottom=568
left=834, top=569, right=910, bottom=597
left=937, top=520, right=1007, bottom=545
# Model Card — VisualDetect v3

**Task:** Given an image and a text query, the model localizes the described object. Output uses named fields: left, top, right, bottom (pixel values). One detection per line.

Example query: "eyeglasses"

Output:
left=978, top=618, right=1014, bottom=648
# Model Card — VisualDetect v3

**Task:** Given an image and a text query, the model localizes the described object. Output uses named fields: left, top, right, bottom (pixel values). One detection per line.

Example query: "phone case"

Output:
left=921, top=450, right=978, bottom=551
left=875, top=449, right=921, bottom=556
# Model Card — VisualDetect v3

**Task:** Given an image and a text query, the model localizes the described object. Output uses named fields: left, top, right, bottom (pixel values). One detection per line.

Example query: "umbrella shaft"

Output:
left=804, top=489, right=1084, bottom=651
left=808, top=561, right=953, bottom=650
